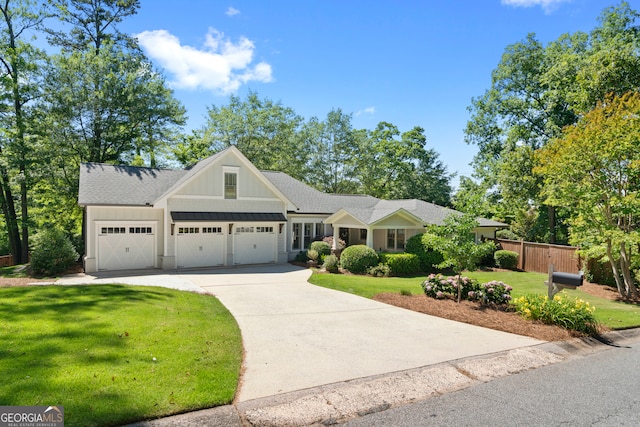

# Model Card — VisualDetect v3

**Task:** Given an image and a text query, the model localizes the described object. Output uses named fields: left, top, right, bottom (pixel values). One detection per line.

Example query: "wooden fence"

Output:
left=494, top=239, right=581, bottom=274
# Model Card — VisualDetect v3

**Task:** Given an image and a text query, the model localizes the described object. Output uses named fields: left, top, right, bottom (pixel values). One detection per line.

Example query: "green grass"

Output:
left=0, top=285, right=242, bottom=427
left=0, top=264, right=32, bottom=278
left=309, top=271, right=640, bottom=330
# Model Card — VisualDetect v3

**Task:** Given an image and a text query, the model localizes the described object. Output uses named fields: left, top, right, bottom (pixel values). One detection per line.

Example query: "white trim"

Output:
left=171, top=194, right=282, bottom=202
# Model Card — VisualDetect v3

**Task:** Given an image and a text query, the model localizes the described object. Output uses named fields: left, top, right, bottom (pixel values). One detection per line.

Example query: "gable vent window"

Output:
left=225, top=172, right=237, bottom=199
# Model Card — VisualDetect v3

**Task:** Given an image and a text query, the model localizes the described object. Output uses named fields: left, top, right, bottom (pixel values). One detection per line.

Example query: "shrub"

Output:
left=421, top=274, right=513, bottom=305
left=294, top=251, right=308, bottom=262
left=405, top=233, right=444, bottom=272
left=367, top=263, right=390, bottom=277
left=512, top=293, right=598, bottom=334
left=310, top=241, right=331, bottom=257
left=379, top=253, right=421, bottom=276
left=323, top=254, right=340, bottom=273
left=307, top=249, right=319, bottom=262
left=31, top=229, right=79, bottom=276
left=340, top=245, right=378, bottom=274
left=496, top=229, right=519, bottom=240
left=494, top=250, right=519, bottom=269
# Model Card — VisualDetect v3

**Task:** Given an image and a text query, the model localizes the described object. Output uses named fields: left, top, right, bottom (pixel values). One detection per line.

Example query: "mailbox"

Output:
left=551, top=271, right=584, bottom=288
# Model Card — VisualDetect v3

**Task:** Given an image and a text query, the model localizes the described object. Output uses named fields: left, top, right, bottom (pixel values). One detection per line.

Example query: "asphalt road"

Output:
left=343, top=334, right=640, bottom=427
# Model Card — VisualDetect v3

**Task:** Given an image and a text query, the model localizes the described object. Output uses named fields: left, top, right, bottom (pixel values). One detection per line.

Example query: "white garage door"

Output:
left=97, top=225, right=155, bottom=271
left=176, top=225, right=225, bottom=268
left=233, top=225, right=277, bottom=265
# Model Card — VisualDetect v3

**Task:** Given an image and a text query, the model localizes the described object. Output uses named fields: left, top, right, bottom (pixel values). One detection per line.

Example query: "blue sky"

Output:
left=122, top=0, right=638, bottom=184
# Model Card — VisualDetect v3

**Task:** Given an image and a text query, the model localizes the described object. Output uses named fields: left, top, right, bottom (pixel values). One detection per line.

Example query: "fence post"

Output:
left=519, top=240, right=525, bottom=270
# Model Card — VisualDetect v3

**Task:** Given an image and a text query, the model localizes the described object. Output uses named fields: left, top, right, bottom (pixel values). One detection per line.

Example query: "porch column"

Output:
left=332, top=225, right=339, bottom=250
left=366, top=227, right=374, bottom=249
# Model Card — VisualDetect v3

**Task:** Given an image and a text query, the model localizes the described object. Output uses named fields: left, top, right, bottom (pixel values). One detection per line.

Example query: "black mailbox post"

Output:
left=546, top=265, right=583, bottom=298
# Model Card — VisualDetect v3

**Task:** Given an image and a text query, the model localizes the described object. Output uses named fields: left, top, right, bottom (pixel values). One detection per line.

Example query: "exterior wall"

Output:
left=84, top=205, right=164, bottom=273
left=474, top=227, right=499, bottom=242
left=373, top=228, right=424, bottom=252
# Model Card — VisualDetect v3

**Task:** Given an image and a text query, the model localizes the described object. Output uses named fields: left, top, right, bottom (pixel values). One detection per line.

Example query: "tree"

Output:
left=192, top=91, right=309, bottom=180
left=430, top=212, right=495, bottom=302
left=354, top=123, right=453, bottom=204
left=536, top=92, right=640, bottom=300
left=0, top=0, right=47, bottom=263
left=464, top=2, right=640, bottom=243
left=306, top=108, right=358, bottom=193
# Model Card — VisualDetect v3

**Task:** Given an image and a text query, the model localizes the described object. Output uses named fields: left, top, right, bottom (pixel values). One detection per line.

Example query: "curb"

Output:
left=124, top=328, right=639, bottom=427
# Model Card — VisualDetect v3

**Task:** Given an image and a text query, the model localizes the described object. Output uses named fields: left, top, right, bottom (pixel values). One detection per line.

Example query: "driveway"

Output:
left=58, top=265, right=543, bottom=402
left=178, top=265, right=543, bottom=402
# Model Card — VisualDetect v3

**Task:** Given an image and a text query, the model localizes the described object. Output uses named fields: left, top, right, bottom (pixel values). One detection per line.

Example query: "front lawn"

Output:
left=0, top=285, right=242, bottom=427
left=308, top=271, right=640, bottom=330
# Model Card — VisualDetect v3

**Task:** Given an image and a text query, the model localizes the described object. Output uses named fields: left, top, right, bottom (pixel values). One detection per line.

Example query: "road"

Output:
left=343, top=334, right=640, bottom=426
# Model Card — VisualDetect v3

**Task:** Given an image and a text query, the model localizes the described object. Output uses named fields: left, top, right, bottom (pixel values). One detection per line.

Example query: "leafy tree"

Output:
left=429, top=212, right=495, bottom=302
left=464, top=2, right=640, bottom=243
left=0, top=0, right=47, bottom=263
left=306, top=108, right=358, bottom=193
left=536, top=92, right=640, bottom=300
left=354, top=123, right=452, bottom=204
left=191, top=91, right=309, bottom=180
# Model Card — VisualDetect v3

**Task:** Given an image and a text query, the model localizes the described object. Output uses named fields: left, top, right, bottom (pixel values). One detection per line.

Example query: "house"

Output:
left=78, top=146, right=504, bottom=273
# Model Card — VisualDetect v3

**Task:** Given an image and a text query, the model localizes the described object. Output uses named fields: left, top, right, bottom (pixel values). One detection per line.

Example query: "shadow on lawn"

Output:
left=0, top=285, right=172, bottom=426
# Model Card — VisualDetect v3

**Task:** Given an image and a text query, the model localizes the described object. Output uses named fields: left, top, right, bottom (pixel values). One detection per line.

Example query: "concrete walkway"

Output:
left=179, top=264, right=542, bottom=402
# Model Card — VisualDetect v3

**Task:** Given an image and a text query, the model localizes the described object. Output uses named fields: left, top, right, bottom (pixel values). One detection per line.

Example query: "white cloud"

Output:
left=226, top=6, right=240, bottom=16
left=135, top=28, right=272, bottom=94
left=355, top=106, right=376, bottom=116
left=501, top=0, right=571, bottom=13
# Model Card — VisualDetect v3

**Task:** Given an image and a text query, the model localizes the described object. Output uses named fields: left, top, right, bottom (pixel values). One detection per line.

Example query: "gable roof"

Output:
left=78, top=150, right=506, bottom=228
left=79, top=163, right=187, bottom=206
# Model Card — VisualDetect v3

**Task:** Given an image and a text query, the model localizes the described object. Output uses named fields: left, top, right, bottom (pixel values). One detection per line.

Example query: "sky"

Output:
left=120, top=0, right=640, bottom=186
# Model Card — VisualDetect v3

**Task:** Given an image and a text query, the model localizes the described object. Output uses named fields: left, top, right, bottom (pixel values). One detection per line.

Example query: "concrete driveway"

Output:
left=178, top=264, right=543, bottom=402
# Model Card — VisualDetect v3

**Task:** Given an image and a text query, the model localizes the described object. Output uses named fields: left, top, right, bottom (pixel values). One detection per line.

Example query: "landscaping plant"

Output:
left=421, top=273, right=513, bottom=305
left=494, top=249, right=519, bottom=270
left=30, top=228, right=79, bottom=276
left=340, top=245, right=378, bottom=274
left=379, top=253, right=421, bottom=276
left=512, top=293, right=599, bottom=334
left=323, top=254, right=340, bottom=273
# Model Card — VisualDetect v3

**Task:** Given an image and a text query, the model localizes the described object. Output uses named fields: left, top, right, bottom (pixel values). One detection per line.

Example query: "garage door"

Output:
left=233, top=225, right=277, bottom=265
left=176, top=225, right=225, bottom=268
left=97, top=225, right=155, bottom=271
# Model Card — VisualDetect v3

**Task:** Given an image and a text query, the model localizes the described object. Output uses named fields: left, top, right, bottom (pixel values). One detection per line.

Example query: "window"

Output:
left=315, top=223, right=323, bottom=238
left=387, top=229, right=396, bottom=250
left=360, top=229, right=367, bottom=240
left=257, top=226, right=273, bottom=233
left=387, top=229, right=406, bottom=250
left=224, top=172, right=237, bottom=199
left=292, top=223, right=301, bottom=250
left=202, top=227, right=222, bottom=233
left=129, top=227, right=152, bottom=234
left=101, top=227, right=126, bottom=234
left=236, top=226, right=254, bottom=233
left=178, top=227, right=199, bottom=234
left=304, top=223, right=313, bottom=249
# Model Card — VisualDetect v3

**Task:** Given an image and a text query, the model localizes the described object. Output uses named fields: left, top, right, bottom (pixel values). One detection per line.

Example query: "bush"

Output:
left=367, top=263, right=390, bottom=277
left=405, top=233, right=444, bottom=272
left=379, top=253, right=421, bottom=276
left=494, top=250, right=519, bottom=269
left=31, top=229, right=79, bottom=276
left=307, top=249, right=319, bottom=262
left=512, top=293, right=598, bottom=334
left=340, top=245, right=378, bottom=274
left=294, top=251, right=308, bottom=262
left=421, top=273, right=513, bottom=305
left=496, top=229, right=519, bottom=240
left=310, top=241, right=331, bottom=257
left=323, top=254, right=340, bottom=273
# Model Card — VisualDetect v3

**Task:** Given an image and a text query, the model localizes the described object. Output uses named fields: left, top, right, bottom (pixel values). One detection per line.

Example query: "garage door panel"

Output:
left=176, top=225, right=225, bottom=269
left=234, top=225, right=276, bottom=265
left=97, top=224, right=155, bottom=271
